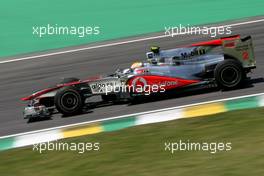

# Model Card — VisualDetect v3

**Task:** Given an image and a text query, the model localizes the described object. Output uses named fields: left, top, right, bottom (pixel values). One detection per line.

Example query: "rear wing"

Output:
left=191, top=35, right=256, bottom=68
left=222, top=36, right=256, bottom=69
left=146, top=35, right=256, bottom=69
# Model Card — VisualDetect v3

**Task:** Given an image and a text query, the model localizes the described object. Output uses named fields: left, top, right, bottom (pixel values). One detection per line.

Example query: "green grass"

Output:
left=1, top=0, right=264, bottom=57
left=1, top=108, right=264, bottom=176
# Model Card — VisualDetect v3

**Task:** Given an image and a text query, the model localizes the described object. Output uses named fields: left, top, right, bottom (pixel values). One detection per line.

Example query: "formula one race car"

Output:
left=21, top=35, right=256, bottom=121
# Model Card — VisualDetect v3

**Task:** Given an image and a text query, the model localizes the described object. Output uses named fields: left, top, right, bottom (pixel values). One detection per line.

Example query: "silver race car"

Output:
left=21, top=35, right=256, bottom=121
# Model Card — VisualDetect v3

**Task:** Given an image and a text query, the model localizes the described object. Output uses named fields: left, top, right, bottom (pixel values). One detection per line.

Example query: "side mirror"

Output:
left=146, top=52, right=153, bottom=59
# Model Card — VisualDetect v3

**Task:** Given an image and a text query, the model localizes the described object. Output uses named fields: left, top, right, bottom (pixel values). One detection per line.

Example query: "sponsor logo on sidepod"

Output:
left=132, top=77, right=147, bottom=88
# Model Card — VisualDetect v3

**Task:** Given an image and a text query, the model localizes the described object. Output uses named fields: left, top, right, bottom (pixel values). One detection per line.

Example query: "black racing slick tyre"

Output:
left=214, top=59, right=245, bottom=89
left=54, top=86, right=84, bottom=116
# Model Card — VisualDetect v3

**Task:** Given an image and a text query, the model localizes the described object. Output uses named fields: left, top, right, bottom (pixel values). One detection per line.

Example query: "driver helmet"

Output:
left=131, top=62, right=143, bottom=69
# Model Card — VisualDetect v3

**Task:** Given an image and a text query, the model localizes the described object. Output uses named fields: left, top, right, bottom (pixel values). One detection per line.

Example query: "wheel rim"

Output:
left=220, top=66, right=240, bottom=85
left=60, top=92, right=78, bottom=110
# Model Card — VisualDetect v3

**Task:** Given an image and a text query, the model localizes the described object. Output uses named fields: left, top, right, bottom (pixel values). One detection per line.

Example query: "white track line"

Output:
left=1, top=18, right=264, bottom=64
left=1, top=92, right=263, bottom=139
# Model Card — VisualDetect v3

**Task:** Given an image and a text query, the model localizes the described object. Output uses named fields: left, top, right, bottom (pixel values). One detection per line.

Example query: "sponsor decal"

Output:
left=132, top=77, right=148, bottom=88
left=180, top=48, right=206, bottom=59
left=242, top=51, right=249, bottom=60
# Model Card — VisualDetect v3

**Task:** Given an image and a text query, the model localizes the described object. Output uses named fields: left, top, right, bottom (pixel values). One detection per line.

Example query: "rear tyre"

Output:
left=214, top=59, right=245, bottom=89
left=54, top=86, right=84, bottom=116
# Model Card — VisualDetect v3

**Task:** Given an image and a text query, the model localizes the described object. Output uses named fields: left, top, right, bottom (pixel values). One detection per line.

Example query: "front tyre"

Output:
left=54, top=86, right=84, bottom=116
left=214, top=59, right=245, bottom=89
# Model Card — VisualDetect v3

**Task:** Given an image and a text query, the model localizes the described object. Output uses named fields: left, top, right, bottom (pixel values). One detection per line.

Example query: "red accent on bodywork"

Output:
left=20, top=87, right=59, bottom=101
left=191, top=35, right=240, bottom=46
left=134, top=68, right=148, bottom=74
left=127, top=75, right=200, bottom=93
left=20, top=76, right=102, bottom=101
left=242, top=51, right=249, bottom=60
left=224, top=42, right=235, bottom=48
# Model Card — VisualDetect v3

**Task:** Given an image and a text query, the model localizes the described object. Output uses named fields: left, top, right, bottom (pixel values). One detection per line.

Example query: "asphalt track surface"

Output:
left=0, top=17, right=264, bottom=136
